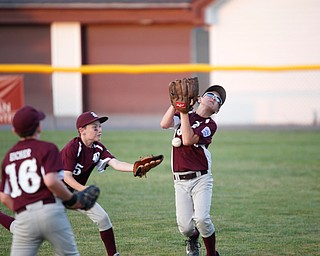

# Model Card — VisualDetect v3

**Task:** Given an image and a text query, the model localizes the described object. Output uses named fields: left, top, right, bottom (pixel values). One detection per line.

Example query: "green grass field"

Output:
left=0, top=128, right=319, bottom=255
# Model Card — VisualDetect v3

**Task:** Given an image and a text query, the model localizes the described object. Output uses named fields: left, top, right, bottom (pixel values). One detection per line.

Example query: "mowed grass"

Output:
left=0, top=128, right=319, bottom=255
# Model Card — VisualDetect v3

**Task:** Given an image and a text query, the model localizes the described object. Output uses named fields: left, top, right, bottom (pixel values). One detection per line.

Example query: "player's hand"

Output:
left=63, top=185, right=100, bottom=210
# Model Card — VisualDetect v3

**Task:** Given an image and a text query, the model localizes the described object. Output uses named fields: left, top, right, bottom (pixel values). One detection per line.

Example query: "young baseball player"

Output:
left=0, top=106, right=81, bottom=256
left=1, top=110, right=161, bottom=255
left=160, top=85, right=226, bottom=256
left=61, top=111, right=147, bottom=256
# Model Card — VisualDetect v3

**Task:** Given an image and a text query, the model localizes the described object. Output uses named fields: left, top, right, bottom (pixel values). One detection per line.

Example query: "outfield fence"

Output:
left=0, top=63, right=320, bottom=74
left=1, top=63, right=320, bottom=126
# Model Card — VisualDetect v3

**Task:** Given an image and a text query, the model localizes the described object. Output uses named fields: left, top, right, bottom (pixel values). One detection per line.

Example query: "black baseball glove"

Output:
left=63, top=185, right=100, bottom=211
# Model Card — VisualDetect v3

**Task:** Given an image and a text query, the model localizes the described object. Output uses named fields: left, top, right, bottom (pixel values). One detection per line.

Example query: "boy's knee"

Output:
left=96, top=214, right=112, bottom=231
left=196, top=217, right=215, bottom=238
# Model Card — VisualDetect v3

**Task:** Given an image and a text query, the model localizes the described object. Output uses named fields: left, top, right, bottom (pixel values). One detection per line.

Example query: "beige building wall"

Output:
left=206, top=0, right=320, bottom=125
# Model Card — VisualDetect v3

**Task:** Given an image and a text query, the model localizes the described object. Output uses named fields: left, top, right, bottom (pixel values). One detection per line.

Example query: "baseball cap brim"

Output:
left=76, top=111, right=109, bottom=129
left=88, top=116, right=108, bottom=127
left=203, top=85, right=226, bottom=105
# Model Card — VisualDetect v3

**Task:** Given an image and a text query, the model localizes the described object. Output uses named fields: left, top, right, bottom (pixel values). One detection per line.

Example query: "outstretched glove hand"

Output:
left=133, top=155, right=164, bottom=178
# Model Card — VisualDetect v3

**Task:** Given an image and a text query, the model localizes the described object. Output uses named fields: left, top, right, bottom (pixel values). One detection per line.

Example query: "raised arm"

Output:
left=180, top=112, right=200, bottom=146
left=160, top=105, right=176, bottom=129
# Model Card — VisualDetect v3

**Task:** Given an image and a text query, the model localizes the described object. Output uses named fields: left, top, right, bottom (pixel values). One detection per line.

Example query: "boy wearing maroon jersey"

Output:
left=0, top=106, right=81, bottom=256
left=160, top=85, right=226, bottom=256
left=61, top=111, right=137, bottom=256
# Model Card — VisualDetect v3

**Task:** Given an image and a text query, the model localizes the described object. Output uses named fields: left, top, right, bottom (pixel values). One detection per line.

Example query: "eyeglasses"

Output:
left=203, top=92, right=223, bottom=105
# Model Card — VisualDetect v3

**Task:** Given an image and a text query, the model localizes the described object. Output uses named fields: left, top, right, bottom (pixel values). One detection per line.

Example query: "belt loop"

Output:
left=173, top=173, right=180, bottom=181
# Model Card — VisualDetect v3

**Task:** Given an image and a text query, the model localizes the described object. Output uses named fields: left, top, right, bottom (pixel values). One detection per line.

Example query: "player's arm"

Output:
left=63, top=171, right=87, bottom=191
left=44, top=172, right=75, bottom=201
left=180, top=112, right=200, bottom=146
left=108, top=158, right=134, bottom=172
left=0, top=192, right=14, bottom=212
left=46, top=172, right=100, bottom=211
left=160, top=105, right=175, bottom=129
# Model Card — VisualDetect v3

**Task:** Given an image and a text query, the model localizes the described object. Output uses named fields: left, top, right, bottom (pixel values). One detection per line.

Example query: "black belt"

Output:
left=174, top=170, right=208, bottom=180
left=16, top=197, right=56, bottom=214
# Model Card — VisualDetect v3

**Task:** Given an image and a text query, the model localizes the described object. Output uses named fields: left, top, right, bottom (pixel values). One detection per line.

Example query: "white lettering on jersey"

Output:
left=201, top=126, right=211, bottom=137
left=191, top=121, right=202, bottom=129
left=5, top=158, right=41, bottom=198
left=176, top=120, right=203, bottom=136
left=73, top=163, right=83, bottom=175
left=9, top=148, right=32, bottom=162
left=19, top=158, right=40, bottom=193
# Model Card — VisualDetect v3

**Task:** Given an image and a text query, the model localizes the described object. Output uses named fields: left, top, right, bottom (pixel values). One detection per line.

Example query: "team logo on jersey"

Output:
left=201, top=126, right=211, bottom=137
left=92, top=152, right=100, bottom=163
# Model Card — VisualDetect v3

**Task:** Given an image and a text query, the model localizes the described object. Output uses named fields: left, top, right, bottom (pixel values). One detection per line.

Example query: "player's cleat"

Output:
left=185, top=236, right=200, bottom=256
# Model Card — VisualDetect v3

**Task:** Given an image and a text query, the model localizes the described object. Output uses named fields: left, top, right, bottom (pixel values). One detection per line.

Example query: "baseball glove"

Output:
left=133, top=154, right=164, bottom=178
left=169, top=77, right=199, bottom=113
left=63, top=185, right=100, bottom=211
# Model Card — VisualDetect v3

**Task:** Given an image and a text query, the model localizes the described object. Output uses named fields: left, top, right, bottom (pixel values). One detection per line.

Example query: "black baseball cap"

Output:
left=203, top=85, right=226, bottom=105
left=76, top=111, right=108, bottom=129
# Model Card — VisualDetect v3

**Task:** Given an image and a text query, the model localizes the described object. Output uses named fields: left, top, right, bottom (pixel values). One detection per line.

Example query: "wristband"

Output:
left=63, top=194, right=78, bottom=207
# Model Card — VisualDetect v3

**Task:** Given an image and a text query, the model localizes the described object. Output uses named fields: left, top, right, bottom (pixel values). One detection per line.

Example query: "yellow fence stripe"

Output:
left=1, top=64, right=320, bottom=74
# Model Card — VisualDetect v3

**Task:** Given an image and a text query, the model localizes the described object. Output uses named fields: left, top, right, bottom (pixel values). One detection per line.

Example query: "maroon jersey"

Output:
left=60, top=137, right=115, bottom=187
left=0, top=139, right=62, bottom=212
left=172, top=112, right=217, bottom=172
